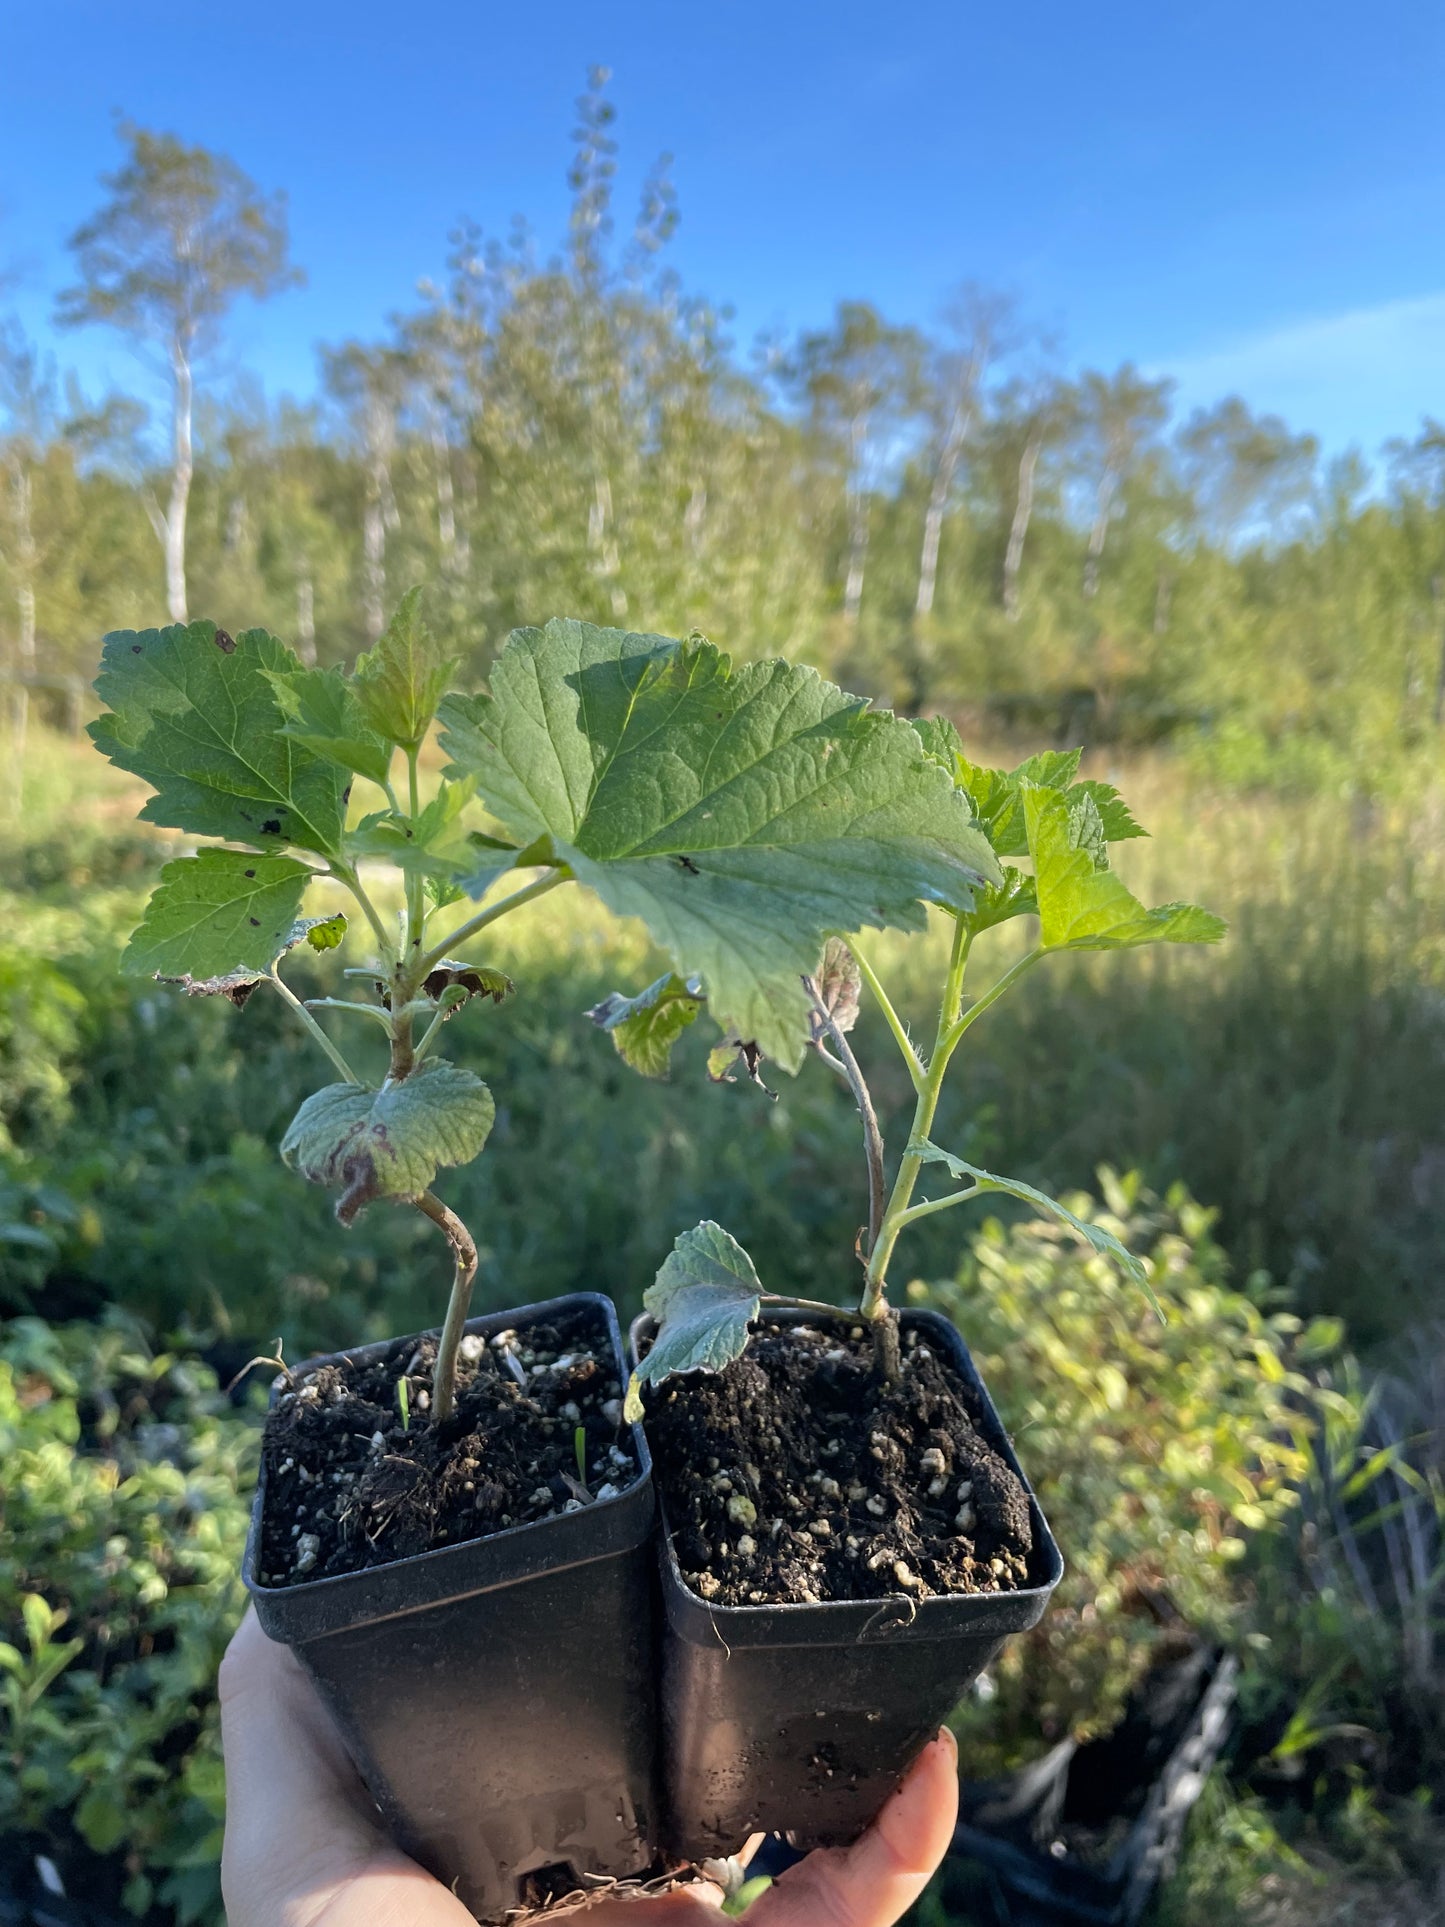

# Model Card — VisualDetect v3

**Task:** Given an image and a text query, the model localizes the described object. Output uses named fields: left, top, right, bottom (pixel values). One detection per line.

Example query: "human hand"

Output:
left=220, top=1606, right=959, bottom=1927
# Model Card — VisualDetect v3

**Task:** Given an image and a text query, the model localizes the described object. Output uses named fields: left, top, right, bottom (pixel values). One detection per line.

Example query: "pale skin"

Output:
left=220, top=1608, right=959, bottom=1927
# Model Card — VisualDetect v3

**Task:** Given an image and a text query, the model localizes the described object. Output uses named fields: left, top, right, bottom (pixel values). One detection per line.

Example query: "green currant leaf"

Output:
left=1024, top=785, right=1226, bottom=951
left=586, top=972, right=704, bottom=1079
left=626, top=1220, right=762, bottom=1419
left=305, top=914, right=348, bottom=952
left=280, top=1060, right=495, bottom=1225
left=90, top=622, right=351, bottom=856
left=439, top=620, right=1000, bottom=1069
left=354, top=587, right=457, bottom=749
left=911, top=1139, right=1156, bottom=1304
left=123, top=849, right=313, bottom=985
left=263, top=663, right=394, bottom=787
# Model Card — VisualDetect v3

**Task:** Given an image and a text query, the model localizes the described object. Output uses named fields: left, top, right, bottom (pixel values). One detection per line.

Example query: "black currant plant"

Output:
left=622, top=731, right=1226, bottom=1418
left=93, top=596, right=1001, bottom=1429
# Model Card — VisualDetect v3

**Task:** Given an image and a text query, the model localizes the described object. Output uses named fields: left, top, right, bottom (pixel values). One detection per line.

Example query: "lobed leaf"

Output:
left=440, top=620, right=1000, bottom=1068
left=280, top=1060, right=495, bottom=1225
left=626, top=1220, right=762, bottom=1419
left=354, top=586, right=456, bottom=749
left=1024, top=786, right=1226, bottom=952
left=123, top=850, right=313, bottom=986
left=90, top=622, right=350, bottom=857
left=586, top=972, right=704, bottom=1079
left=263, top=663, right=393, bottom=787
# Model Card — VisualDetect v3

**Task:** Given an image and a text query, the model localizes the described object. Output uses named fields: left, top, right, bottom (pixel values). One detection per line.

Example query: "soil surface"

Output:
left=257, top=1306, right=640, bottom=1586
left=643, top=1317, right=1034, bottom=1606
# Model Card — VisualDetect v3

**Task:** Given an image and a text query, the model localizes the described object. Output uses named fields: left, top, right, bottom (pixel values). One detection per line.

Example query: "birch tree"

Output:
left=794, top=302, right=922, bottom=624
left=1077, top=365, right=1172, bottom=599
left=56, top=121, right=300, bottom=621
left=914, top=285, right=1017, bottom=618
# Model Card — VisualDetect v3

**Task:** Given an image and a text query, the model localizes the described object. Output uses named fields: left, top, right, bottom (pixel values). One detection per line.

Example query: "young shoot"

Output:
left=627, top=737, right=1225, bottom=1415
left=96, top=603, right=994, bottom=1440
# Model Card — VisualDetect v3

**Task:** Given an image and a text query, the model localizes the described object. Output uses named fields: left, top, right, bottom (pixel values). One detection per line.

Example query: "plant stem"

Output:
left=266, top=970, right=362, bottom=1084
left=804, top=973, right=886, bottom=1258
left=892, top=1184, right=983, bottom=1230
left=331, top=862, right=396, bottom=964
left=852, top=945, right=926, bottom=1093
left=403, top=746, right=425, bottom=968
left=940, top=945, right=1043, bottom=1055
left=418, top=870, right=567, bottom=978
left=414, top=1189, right=479, bottom=1425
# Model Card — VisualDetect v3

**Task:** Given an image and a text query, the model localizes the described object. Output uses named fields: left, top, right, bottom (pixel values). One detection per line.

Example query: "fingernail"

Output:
left=937, top=1724, right=958, bottom=1761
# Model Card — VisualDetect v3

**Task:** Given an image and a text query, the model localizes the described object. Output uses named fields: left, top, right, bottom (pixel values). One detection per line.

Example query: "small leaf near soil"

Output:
left=586, top=972, right=704, bottom=1079
left=626, top=1221, right=762, bottom=1420
left=281, top=1061, right=495, bottom=1225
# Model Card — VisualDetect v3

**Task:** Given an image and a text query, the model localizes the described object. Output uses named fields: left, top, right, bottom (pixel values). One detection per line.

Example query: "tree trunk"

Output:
left=1003, top=431, right=1042, bottom=621
left=166, top=340, right=193, bottom=622
left=295, top=572, right=316, bottom=665
left=6, top=463, right=37, bottom=817
left=589, top=472, right=628, bottom=618
left=915, top=394, right=971, bottom=618
left=843, top=410, right=871, bottom=624
left=1433, top=575, right=1445, bottom=730
left=361, top=394, right=395, bottom=644
left=1083, top=466, right=1118, bottom=599
left=1153, top=568, right=1174, bottom=636
left=430, top=411, right=457, bottom=565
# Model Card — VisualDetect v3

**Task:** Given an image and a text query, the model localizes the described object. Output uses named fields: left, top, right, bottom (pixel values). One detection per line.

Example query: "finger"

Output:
left=749, top=1730, right=959, bottom=1927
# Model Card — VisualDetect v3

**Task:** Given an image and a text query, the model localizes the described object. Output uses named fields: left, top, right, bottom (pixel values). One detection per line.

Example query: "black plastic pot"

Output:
left=633, top=1306, right=1063, bottom=1859
left=244, top=1292, right=659, bottom=1922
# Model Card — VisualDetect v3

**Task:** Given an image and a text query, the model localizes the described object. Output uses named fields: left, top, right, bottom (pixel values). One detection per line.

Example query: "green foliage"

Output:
left=0, top=1313, right=254, bottom=1923
left=353, top=586, right=456, bottom=750
left=627, top=1221, right=763, bottom=1419
left=586, top=972, right=704, bottom=1079
left=280, top=1062, right=496, bottom=1224
left=915, top=1174, right=1316, bottom=1753
left=439, top=617, right=999, bottom=1066
left=121, top=849, right=314, bottom=982
left=1024, top=783, right=1226, bottom=951
left=90, top=621, right=350, bottom=857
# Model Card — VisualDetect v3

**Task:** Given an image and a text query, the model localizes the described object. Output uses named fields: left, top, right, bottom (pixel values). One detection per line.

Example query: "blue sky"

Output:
left=2, top=0, right=1441, bottom=458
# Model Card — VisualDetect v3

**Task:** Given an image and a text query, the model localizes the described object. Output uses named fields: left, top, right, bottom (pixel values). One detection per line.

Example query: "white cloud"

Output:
left=1152, top=292, right=1445, bottom=453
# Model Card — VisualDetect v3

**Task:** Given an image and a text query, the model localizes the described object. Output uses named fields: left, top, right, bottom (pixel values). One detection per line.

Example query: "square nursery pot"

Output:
left=244, top=1292, right=660, bottom=1921
left=632, top=1306, right=1063, bottom=1860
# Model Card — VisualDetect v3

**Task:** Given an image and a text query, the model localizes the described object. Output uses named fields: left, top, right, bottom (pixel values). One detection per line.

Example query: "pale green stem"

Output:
left=267, top=970, right=362, bottom=1084
left=940, top=946, right=1044, bottom=1055
left=403, top=746, right=425, bottom=967
left=892, top=1184, right=983, bottom=1231
left=860, top=920, right=973, bottom=1319
left=331, top=862, right=397, bottom=964
left=410, top=996, right=457, bottom=1066
left=852, top=944, right=926, bottom=1093
left=304, top=997, right=394, bottom=1035
left=415, top=1188, right=479, bottom=1425
left=418, top=871, right=567, bottom=979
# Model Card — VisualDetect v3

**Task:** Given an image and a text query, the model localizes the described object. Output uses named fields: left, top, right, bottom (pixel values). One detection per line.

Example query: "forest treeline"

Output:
left=3, top=74, right=1445, bottom=792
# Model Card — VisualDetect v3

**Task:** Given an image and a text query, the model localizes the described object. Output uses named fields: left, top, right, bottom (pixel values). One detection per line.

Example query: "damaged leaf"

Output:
left=625, top=1221, right=763, bottom=1420
left=706, top=1037, right=775, bottom=1098
left=423, top=960, right=515, bottom=1014
left=586, top=973, right=704, bottom=1079
left=124, top=850, right=313, bottom=985
left=814, top=937, right=861, bottom=1034
left=89, top=621, right=350, bottom=857
left=280, top=1061, right=495, bottom=1225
